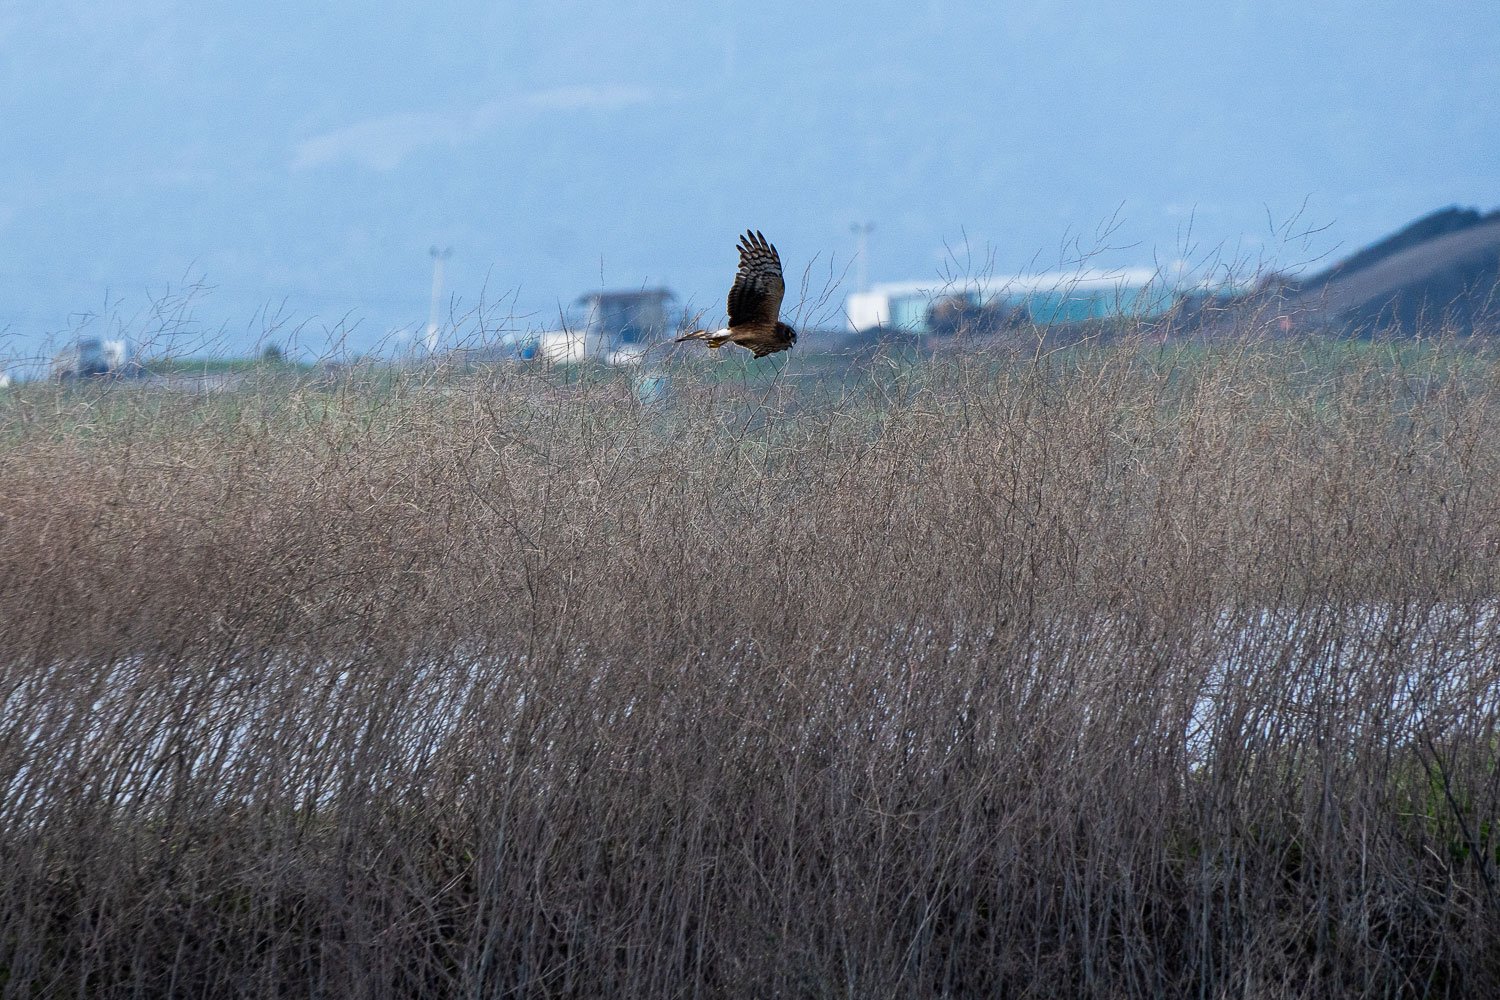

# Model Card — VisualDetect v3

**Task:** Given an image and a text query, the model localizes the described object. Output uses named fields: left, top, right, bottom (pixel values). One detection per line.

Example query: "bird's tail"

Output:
left=675, top=328, right=731, bottom=348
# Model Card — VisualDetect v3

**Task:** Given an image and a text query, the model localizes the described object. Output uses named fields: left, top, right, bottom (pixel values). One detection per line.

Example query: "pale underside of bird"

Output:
left=676, top=230, right=798, bottom=358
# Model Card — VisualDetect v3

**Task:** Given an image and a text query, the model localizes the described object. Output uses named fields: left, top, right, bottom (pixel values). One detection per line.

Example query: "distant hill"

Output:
left=1282, top=206, right=1500, bottom=334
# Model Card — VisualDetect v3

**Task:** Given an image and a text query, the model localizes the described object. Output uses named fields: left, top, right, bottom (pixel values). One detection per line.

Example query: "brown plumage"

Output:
left=676, top=230, right=797, bottom=358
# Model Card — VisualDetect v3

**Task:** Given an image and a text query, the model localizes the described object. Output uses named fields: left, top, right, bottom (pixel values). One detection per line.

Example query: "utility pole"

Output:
left=425, top=246, right=452, bottom=354
left=850, top=222, right=874, bottom=292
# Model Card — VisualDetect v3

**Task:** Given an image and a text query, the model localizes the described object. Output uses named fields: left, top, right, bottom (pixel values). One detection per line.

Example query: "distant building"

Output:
left=845, top=268, right=1199, bottom=334
left=51, top=337, right=133, bottom=379
left=451, top=289, right=686, bottom=368
left=577, top=289, right=675, bottom=345
left=516, top=289, right=678, bottom=365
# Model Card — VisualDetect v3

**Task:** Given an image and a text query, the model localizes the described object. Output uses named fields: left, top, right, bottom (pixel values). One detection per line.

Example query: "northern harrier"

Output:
left=676, top=230, right=797, bottom=358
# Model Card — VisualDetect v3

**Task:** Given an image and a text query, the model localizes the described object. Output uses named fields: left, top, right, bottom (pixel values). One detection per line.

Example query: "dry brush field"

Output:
left=2, top=336, right=1498, bottom=998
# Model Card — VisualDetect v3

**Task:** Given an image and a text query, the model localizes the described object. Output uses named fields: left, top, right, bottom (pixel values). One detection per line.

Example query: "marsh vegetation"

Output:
left=2, top=333, right=1498, bottom=997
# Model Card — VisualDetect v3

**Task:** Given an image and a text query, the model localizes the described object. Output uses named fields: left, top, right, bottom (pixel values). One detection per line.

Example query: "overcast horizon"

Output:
left=3, top=1, right=1498, bottom=361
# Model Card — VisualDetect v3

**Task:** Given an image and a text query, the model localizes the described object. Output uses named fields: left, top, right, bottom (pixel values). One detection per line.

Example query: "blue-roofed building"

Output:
left=845, top=267, right=1213, bottom=334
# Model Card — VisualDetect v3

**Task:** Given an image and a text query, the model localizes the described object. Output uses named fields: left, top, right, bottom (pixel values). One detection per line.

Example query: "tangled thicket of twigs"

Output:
left=2, top=335, right=1498, bottom=998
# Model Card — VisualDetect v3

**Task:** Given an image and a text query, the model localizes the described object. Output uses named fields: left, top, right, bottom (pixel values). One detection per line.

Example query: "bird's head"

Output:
left=776, top=321, right=798, bottom=346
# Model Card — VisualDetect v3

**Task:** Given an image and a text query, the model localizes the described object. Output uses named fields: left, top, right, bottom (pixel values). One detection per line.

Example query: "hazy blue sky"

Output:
left=3, top=1, right=1497, bottom=357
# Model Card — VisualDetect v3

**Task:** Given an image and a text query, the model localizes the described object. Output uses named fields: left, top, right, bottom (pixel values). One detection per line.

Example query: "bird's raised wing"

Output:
left=724, top=230, right=786, bottom=330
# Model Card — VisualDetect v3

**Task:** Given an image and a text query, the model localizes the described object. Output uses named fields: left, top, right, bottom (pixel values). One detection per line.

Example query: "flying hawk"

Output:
left=676, top=230, right=797, bottom=358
